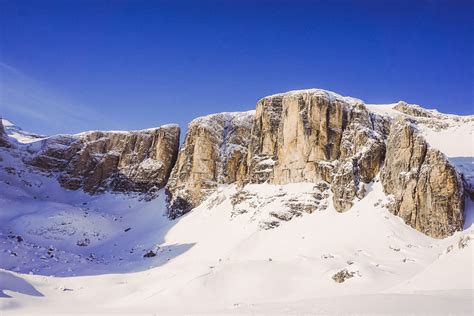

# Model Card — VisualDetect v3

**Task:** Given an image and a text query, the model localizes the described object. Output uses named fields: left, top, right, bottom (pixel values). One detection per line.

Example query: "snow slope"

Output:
left=0, top=107, right=473, bottom=314
left=1, top=119, right=45, bottom=144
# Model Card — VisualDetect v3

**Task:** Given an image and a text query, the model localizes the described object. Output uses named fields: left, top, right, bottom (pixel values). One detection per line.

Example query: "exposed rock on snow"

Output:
left=27, top=125, right=180, bottom=194
left=246, top=89, right=387, bottom=212
left=227, top=182, right=330, bottom=229
left=381, top=118, right=464, bottom=238
left=162, top=89, right=471, bottom=238
left=166, top=111, right=254, bottom=219
left=2, top=88, right=472, bottom=240
left=0, top=119, right=10, bottom=148
left=393, top=101, right=436, bottom=118
left=332, top=269, right=356, bottom=283
left=0, top=105, right=473, bottom=313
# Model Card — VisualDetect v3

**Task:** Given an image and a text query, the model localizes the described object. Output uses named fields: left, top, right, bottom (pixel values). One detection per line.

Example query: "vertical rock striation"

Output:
left=165, top=89, right=466, bottom=238
left=28, top=125, right=180, bottom=194
left=381, top=119, right=464, bottom=238
left=166, top=111, right=254, bottom=218
left=246, top=89, right=387, bottom=211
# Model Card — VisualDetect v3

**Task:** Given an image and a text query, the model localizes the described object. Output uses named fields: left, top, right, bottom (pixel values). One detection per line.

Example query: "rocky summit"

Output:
left=1, top=89, right=471, bottom=239
left=164, top=89, right=469, bottom=238
left=246, top=90, right=388, bottom=212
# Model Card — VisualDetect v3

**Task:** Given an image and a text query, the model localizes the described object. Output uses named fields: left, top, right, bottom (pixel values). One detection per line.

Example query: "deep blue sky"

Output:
left=0, top=0, right=472, bottom=136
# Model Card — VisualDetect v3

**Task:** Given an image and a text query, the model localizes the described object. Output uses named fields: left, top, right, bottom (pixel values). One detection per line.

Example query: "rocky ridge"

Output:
left=1, top=89, right=470, bottom=238
left=381, top=118, right=464, bottom=238
left=165, top=90, right=469, bottom=238
left=166, top=111, right=254, bottom=218
left=9, top=125, right=180, bottom=194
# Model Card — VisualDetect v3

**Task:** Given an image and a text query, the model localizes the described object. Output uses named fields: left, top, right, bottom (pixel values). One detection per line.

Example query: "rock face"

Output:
left=166, top=111, right=254, bottom=218
left=3, top=88, right=466, bottom=239
left=165, top=89, right=466, bottom=238
left=246, top=90, right=387, bottom=211
left=393, top=101, right=435, bottom=118
left=166, top=89, right=389, bottom=217
left=381, top=119, right=464, bottom=238
left=29, top=125, right=180, bottom=194
left=0, top=119, right=9, bottom=147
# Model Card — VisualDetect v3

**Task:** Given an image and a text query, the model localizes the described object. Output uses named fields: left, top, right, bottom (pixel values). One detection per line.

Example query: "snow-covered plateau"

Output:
left=0, top=90, right=473, bottom=315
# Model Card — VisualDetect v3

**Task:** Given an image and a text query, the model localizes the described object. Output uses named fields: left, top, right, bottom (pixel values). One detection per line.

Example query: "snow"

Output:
left=76, top=124, right=179, bottom=136
left=138, top=158, right=163, bottom=171
left=1, top=102, right=473, bottom=314
left=1, top=142, right=472, bottom=313
left=262, top=88, right=364, bottom=106
left=1, top=119, right=46, bottom=144
left=365, top=103, right=400, bottom=117
left=418, top=120, right=474, bottom=158
left=187, top=110, right=254, bottom=132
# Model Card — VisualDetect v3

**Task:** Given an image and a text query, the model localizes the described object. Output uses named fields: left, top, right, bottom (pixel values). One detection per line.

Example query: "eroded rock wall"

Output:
left=381, top=119, right=464, bottom=238
left=246, top=90, right=387, bottom=211
left=166, top=111, right=254, bottom=218
left=163, top=90, right=466, bottom=238
left=28, top=125, right=180, bottom=194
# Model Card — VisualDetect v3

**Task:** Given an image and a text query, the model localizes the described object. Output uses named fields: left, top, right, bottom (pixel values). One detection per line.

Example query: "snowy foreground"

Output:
left=1, top=113, right=473, bottom=315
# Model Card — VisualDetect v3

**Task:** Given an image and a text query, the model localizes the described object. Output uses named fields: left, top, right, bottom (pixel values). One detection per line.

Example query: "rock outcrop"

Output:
left=166, top=90, right=388, bottom=217
left=0, top=119, right=10, bottom=147
left=162, top=89, right=467, bottom=238
left=28, top=125, right=180, bottom=194
left=166, top=111, right=254, bottom=218
left=381, top=119, right=464, bottom=238
left=246, top=89, right=387, bottom=211
left=3, top=88, right=467, bottom=239
left=393, top=101, right=435, bottom=118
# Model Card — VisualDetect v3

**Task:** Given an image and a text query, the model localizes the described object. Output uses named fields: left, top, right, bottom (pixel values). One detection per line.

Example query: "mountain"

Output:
left=166, top=89, right=468, bottom=238
left=0, top=89, right=472, bottom=314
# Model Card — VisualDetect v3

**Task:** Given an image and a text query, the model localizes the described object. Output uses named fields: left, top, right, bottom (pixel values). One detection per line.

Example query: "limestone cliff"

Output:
left=166, top=111, right=254, bottom=219
left=165, top=89, right=467, bottom=238
left=381, top=119, right=464, bottom=238
left=246, top=89, right=387, bottom=211
left=28, top=125, right=180, bottom=194
left=2, top=88, right=467, bottom=239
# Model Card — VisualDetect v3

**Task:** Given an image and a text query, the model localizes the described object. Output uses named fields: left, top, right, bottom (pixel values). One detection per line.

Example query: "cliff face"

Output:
left=28, top=125, right=180, bottom=194
left=0, top=119, right=10, bottom=147
left=166, top=111, right=254, bottom=219
left=1, top=89, right=468, bottom=239
left=247, top=90, right=355, bottom=184
left=246, top=90, right=387, bottom=211
left=381, top=119, right=464, bottom=238
left=165, top=89, right=466, bottom=238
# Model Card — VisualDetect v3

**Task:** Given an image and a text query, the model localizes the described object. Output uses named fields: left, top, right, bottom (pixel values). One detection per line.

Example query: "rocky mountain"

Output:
left=0, top=89, right=471, bottom=239
left=0, top=89, right=472, bottom=314
left=245, top=90, right=388, bottom=212
left=166, top=111, right=254, bottom=218
left=165, top=90, right=468, bottom=238
left=381, top=119, right=464, bottom=238
left=4, top=123, right=180, bottom=194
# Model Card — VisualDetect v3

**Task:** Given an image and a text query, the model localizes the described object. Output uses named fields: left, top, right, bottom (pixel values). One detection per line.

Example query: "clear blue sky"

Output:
left=0, top=0, right=472, bottom=136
